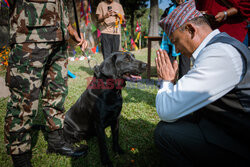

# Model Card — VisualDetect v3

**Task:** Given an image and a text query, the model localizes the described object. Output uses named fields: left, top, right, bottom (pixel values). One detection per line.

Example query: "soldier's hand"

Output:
left=75, top=32, right=88, bottom=51
left=68, top=24, right=88, bottom=51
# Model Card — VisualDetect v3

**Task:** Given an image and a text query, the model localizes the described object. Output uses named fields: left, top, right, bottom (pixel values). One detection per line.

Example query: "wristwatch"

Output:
left=223, top=11, right=228, bottom=21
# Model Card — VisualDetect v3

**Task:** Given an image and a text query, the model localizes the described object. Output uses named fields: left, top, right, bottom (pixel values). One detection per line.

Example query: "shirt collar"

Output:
left=192, top=29, right=220, bottom=60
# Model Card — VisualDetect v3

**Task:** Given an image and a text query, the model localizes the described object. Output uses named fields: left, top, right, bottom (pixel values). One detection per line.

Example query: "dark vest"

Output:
left=197, top=32, right=250, bottom=159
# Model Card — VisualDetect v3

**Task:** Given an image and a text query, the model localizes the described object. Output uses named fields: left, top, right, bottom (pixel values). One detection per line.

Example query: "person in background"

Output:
left=96, top=0, right=125, bottom=60
left=155, top=1, right=250, bottom=166
left=160, top=0, right=191, bottom=79
left=5, top=1, right=88, bottom=166
left=196, top=0, right=250, bottom=46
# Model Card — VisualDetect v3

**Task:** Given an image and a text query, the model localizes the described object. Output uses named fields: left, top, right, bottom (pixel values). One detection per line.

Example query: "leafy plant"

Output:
left=74, top=46, right=82, bottom=57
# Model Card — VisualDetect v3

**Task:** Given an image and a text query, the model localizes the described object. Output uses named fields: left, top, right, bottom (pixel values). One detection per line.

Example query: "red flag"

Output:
left=135, top=21, right=140, bottom=32
left=91, top=46, right=97, bottom=54
left=97, top=29, right=101, bottom=38
left=3, top=0, right=10, bottom=7
left=131, top=38, right=135, bottom=45
left=80, top=0, right=85, bottom=18
left=85, top=14, right=89, bottom=26
left=85, top=0, right=91, bottom=26
left=88, top=0, right=92, bottom=13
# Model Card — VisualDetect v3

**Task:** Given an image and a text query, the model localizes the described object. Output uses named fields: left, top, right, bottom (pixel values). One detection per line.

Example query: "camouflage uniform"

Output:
left=5, top=0, right=70, bottom=155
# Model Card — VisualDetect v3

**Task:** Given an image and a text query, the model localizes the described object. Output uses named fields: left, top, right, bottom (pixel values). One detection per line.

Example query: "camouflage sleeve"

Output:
left=62, top=0, right=70, bottom=27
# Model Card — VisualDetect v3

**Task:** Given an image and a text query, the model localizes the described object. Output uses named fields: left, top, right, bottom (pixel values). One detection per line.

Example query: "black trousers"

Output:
left=101, top=33, right=120, bottom=60
left=154, top=119, right=250, bottom=167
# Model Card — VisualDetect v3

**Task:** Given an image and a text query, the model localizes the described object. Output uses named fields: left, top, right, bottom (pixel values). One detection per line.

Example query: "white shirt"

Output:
left=156, top=29, right=244, bottom=122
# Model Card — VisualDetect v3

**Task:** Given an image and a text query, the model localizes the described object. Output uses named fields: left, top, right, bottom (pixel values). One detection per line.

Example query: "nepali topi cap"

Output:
left=159, top=0, right=203, bottom=37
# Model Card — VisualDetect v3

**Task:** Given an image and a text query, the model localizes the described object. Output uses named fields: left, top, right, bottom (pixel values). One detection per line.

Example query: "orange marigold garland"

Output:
left=0, top=46, right=10, bottom=68
left=114, top=13, right=123, bottom=33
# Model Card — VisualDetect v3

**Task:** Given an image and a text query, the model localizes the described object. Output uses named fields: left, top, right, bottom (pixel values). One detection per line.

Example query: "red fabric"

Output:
left=196, top=0, right=248, bottom=42
left=237, top=0, right=250, bottom=20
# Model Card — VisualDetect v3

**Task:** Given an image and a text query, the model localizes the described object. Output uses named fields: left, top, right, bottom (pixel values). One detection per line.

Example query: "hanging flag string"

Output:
left=80, top=0, right=85, bottom=18
left=1, top=0, right=9, bottom=7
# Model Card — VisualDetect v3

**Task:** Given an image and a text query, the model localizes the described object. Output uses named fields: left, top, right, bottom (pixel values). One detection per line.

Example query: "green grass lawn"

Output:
left=0, top=48, right=166, bottom=167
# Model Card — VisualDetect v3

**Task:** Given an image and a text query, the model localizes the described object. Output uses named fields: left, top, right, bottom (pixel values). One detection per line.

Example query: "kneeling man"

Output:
left=154, top=1, right=250, bottom=166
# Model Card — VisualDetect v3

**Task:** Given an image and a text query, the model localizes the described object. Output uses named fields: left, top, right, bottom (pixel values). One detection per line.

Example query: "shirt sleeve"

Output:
left=156, top=43, right=244, bottom=122
left=119, top=4, right=125, bottom=16
left=96, top=3, right=103, bottom=16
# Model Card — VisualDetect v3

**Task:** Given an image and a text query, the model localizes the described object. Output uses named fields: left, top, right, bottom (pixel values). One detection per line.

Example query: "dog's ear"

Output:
left=111, top=52, right=119, bottom=62
left=99, top=53, right=119, bottom=78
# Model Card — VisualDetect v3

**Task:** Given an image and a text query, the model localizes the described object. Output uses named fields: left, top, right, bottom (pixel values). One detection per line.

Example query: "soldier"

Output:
left=5, top=1, right=88, bottom=166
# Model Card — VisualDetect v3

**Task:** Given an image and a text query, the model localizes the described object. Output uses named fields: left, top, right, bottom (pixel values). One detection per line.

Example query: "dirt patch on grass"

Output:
left=0, top=77, right=10, bottom=98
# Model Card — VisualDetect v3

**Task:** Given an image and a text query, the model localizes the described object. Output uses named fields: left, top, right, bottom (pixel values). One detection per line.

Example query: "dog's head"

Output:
left=94, top=52, right=147, bottom=80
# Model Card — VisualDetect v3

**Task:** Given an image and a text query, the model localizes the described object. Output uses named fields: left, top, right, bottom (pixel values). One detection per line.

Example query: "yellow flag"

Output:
left=135, top=32, right=141, bottom=43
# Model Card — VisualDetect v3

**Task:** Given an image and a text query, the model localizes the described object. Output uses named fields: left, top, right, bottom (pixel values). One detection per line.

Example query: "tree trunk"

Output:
left=148, top=0, right=159, bottom=48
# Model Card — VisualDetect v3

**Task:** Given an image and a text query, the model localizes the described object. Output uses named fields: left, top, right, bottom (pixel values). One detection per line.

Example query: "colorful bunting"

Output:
left=80, top=0, right=91, bottom=26
left=72, top=22, right=76, bottom=28
left=88, top=0, right=92, bottom=13
left=96, top=45, right=99, bottom=53
left=1, top=0, right=9, bottom=8
left=91, top=24, right=97, bottom=33
left=91, top=46, right=97, bottom=54
left=130, top=38, right=138, bottom=51
left=135, top=32, right=141, bottom=43
left=85, top=14, right=90, bottom=26
left=80, top=0, right=85, bottom=18
left=97, top=29, right=101, bottom=38
left=135, top=21, right=141, bottom=32
left=3, top=0, right=9, bottom=7
left=85, top=0, right=92, bottom=26
left=122, top=21, right=126, bottom=28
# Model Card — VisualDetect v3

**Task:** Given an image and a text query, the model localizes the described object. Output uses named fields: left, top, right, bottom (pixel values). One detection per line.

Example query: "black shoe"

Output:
left=11, top=151, right=32, bottom=167
left=47, top=129, right=88, bottom=158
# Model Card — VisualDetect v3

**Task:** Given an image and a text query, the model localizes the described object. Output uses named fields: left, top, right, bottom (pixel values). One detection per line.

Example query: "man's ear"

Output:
left=185, top=23, right=195, bottom=39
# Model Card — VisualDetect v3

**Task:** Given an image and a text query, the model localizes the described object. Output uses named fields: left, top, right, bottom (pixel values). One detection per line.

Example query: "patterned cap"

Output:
left=159, top=0, right=203, bottom=37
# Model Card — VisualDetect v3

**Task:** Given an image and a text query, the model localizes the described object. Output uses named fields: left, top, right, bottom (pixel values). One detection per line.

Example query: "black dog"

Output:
left=63, top=52, right=146, bottom=167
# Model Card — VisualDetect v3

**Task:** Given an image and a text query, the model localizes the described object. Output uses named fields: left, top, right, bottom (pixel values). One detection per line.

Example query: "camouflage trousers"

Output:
left=4, top=42, right=68, bottom=155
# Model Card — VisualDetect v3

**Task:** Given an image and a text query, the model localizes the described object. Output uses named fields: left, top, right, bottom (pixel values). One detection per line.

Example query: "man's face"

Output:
left=170, top=28, right=193, bottom=58
left=175, top=0, right=185, bottom=5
